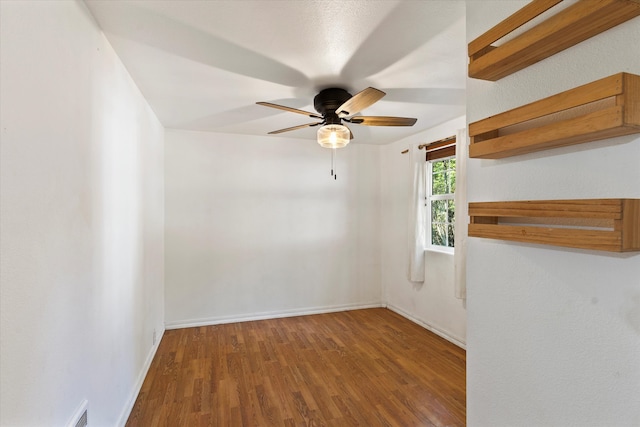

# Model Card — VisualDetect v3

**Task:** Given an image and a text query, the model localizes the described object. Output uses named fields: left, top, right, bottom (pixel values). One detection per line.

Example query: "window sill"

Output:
left=425, top=246, right=454, bottom=256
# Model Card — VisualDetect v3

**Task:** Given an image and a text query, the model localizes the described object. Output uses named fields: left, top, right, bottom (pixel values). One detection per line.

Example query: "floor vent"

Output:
left=67, top=400, right=88, bottom=427
left=75, top=409, right=88, bottom=427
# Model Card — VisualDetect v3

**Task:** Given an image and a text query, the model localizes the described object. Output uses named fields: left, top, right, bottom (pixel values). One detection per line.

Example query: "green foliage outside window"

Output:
left=430, top=158, right=455, bottom=248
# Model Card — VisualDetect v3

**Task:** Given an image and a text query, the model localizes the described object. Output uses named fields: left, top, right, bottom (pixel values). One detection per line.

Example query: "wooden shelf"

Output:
left=468, top=72, right=640, bottom=159
left=468, top=199, right=640, bottom=252
left=468, top=0, right=640, bottom=81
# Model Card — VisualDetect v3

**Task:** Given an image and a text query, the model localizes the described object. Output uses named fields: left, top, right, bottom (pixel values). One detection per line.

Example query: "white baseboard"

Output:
left=165, top=302, right=384, bottom=330
left=165, top=303, right=465, bottom=350
left=385, top=303, right=466, bottom=349
left=116, top=327, right=166, bottom=427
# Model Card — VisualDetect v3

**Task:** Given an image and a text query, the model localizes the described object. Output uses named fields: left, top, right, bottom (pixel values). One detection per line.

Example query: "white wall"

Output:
left=0, top=2, right=164, bottom=426
left=466, top=4, right=640, bottom=426
left=380, top=116, right=467, bottom=347
left=164, top=130, right=381, bottom=327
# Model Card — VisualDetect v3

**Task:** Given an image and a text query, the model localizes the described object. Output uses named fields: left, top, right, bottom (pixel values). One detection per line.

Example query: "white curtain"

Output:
left=408, top=144, right=426, bottom=282
left=454, top=127, right=468, bottom=299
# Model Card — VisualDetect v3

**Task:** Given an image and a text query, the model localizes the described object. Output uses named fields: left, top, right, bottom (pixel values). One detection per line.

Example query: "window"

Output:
left=425, top=137, right=456, bottom=251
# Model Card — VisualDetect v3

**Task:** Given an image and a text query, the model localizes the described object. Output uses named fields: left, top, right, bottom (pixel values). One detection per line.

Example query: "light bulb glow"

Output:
left=317, top=124, right=350, bottom=148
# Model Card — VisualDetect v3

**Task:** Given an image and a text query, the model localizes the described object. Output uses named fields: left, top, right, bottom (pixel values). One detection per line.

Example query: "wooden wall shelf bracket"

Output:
left=468, top=72, right=640, bottom=159
left=468, top=0, right=640, bottom=81
left=468, top=199, right=640, bottom=252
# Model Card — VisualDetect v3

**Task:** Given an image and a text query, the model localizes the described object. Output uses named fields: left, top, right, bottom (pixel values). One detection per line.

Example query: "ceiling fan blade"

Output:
left=256, top=102, right=322, bottom=119
left=267, top=122, right=322, bottom=135
left=349, top=116, right=417, bottom=126
left=336, top=87, right=385, bottom=117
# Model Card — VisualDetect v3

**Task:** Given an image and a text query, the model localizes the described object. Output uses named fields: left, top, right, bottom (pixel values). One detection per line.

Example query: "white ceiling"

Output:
left=85, top=0, right=467, bottom=145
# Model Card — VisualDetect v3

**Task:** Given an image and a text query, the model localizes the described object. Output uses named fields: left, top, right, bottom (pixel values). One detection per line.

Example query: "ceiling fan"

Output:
left=256, top=87, right=417, bottom=149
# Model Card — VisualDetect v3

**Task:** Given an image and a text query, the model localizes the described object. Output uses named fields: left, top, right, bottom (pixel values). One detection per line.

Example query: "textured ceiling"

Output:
left=85, top=0, right=466, bottom=145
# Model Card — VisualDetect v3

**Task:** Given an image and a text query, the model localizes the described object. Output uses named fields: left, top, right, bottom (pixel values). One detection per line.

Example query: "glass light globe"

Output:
left=317, top=124, right=350, bottom=148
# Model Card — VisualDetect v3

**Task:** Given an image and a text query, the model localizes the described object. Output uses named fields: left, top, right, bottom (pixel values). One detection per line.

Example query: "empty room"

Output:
left=1, top=1, right=639, bottom=426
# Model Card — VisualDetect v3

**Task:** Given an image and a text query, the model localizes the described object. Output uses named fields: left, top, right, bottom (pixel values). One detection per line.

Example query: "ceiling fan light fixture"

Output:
left=317, top=124, right=350, bottom=149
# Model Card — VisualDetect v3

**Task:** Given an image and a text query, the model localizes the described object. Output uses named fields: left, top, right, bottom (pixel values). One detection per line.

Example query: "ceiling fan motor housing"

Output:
left=314, top=88, right=352, bottom=118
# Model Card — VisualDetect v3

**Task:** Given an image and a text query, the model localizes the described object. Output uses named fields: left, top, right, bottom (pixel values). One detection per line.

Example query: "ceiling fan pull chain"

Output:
left=330, top=148, right=339, bottom=180
left=330, top=148, right=334, bottom=177
left=333, top=148, right=337, bottom=180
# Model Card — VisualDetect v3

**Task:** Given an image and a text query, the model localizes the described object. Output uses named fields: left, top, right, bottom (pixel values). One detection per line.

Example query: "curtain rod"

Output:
left=418, top=135, right=456, bottom=150
left=402, top=135, right=456, bottom=154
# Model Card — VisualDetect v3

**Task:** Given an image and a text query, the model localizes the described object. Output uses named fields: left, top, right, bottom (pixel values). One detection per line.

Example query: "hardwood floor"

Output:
left=126, top=308, right=466, bottom=426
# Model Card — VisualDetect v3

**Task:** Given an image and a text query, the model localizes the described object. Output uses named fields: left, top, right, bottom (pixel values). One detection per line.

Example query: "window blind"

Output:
left=425, top=136, right=456, bottom=161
